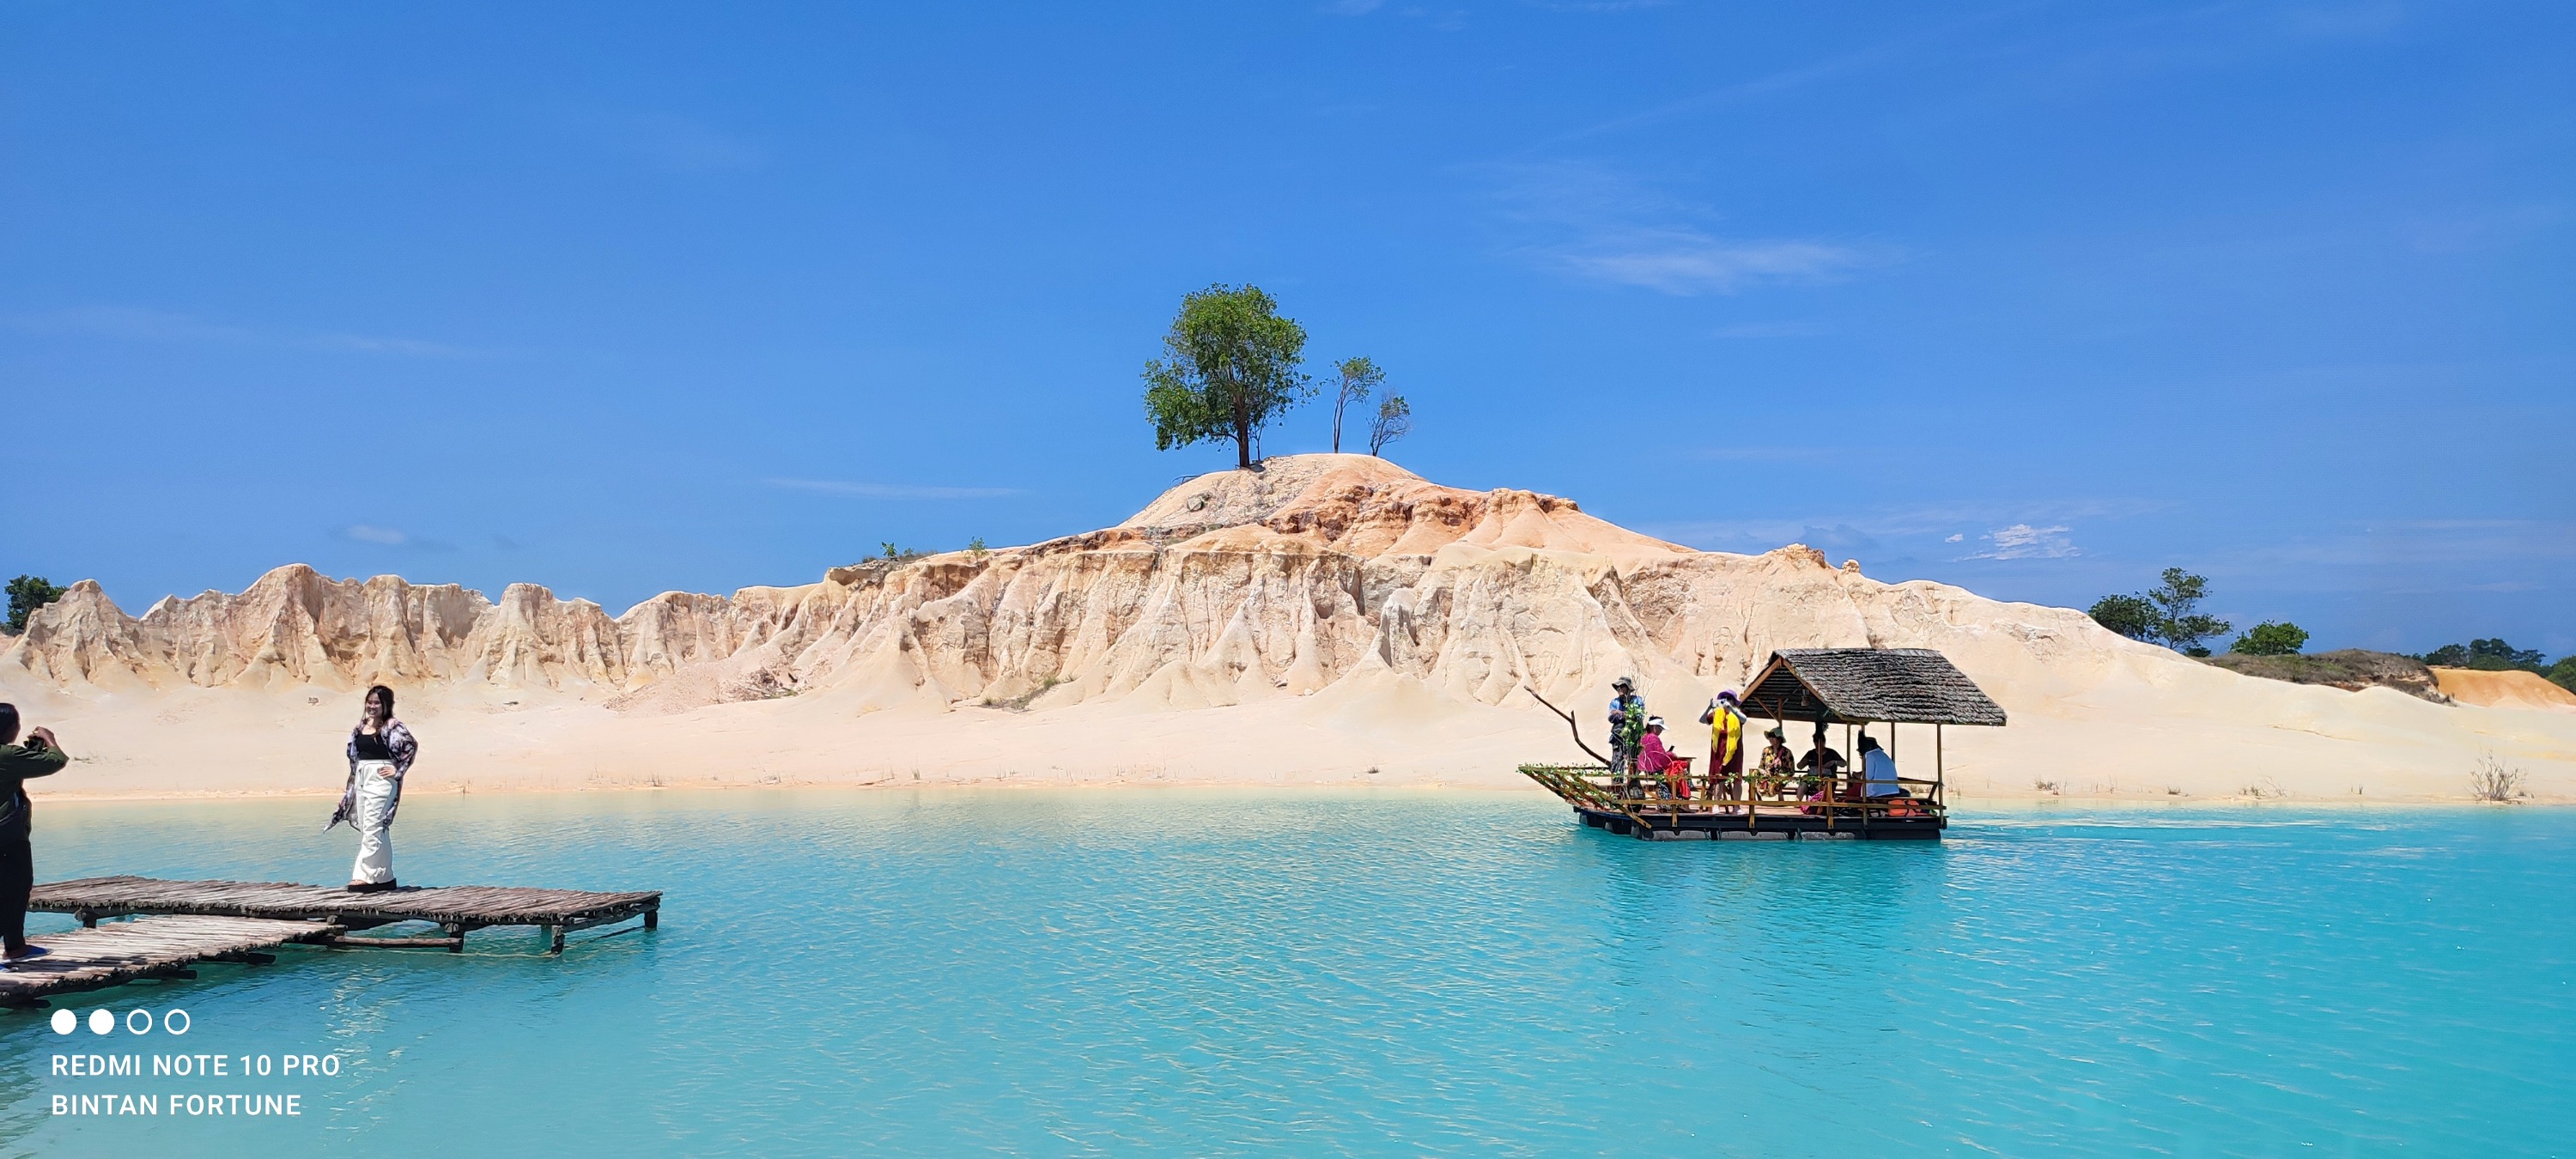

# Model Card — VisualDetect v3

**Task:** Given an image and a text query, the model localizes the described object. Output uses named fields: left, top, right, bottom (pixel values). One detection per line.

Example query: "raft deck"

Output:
left=1570, top=803, right=1944, bottom=840
left=0, top=915, right=344, bottom=1007
left=30, top=876, right=661, bottom=955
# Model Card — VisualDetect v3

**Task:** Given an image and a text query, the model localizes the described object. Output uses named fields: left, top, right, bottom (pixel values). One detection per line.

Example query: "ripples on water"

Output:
left=4, top=792, right=2567, bottom=1156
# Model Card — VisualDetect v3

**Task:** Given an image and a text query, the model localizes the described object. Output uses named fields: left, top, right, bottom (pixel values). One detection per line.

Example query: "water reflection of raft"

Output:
left=1519, top=648, right=2008, bottom=842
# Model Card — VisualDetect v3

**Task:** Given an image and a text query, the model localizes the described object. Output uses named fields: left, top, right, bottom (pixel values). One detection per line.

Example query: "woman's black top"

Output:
left=351, top=730, right=394, bottom=761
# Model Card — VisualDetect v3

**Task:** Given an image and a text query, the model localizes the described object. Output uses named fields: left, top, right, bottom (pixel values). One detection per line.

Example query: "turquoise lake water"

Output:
left=3, top=790, right=2567, bottom=1156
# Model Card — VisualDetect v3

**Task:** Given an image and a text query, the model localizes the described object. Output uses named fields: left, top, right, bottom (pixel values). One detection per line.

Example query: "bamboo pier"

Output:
left=29, top=876, right=661, bottom=955
left=0, top=915, right=344, bottom=1009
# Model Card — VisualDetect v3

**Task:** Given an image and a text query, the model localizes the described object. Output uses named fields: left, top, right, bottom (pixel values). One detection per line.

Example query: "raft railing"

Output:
left=1516, top=763, right=1947, bottom=829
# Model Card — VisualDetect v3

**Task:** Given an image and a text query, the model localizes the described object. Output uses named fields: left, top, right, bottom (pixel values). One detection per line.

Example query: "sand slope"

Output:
left=2433, top=669, right=2576, bottom=714
left=4, top=454, right=2570, bottom=804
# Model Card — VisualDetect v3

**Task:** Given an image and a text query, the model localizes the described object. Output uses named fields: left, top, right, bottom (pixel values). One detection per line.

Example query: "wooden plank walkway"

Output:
left=31, top=877, right=661, bottom=954
left=0, top=915, right=343, bottom=1007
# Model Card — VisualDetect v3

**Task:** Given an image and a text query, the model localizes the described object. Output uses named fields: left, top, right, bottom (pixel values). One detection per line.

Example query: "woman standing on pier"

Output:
left=329, top=685, right=416, bottom=893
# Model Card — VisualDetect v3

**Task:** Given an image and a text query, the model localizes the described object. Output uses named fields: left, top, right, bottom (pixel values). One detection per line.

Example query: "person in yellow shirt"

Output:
left=1698, top=690, right=1746, bottom=810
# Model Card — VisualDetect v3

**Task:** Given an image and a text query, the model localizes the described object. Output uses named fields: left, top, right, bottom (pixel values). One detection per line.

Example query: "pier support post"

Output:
left=643, top=907, right=658, bottom=931
left=443, top=923, right=465, bottom=954
left=546, top=925, right=565, bottom=956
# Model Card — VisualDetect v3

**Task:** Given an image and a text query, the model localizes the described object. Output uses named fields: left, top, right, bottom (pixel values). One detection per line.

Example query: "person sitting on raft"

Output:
left=1754, top=726, right=1795, bottom=798
left=1797, top=727, right=1847, bottom=810
left=1636, top=717, right=1677, bottom=800
left=1858, top=735, right=1908, bottom=800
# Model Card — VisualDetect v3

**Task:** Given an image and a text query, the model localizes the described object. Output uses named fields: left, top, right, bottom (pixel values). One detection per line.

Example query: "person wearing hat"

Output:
left=1698, top=689, right=1746, bottom=811
left=1636, top=717, right=1676, bottom=799
left=1606, top=677, right=1647, bottom=795
left=1753, top=725, right=1795, bottom=799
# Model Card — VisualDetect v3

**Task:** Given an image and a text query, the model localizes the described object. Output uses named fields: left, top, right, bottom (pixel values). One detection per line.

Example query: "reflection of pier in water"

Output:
left=1, top=877, right=660, bottom=1009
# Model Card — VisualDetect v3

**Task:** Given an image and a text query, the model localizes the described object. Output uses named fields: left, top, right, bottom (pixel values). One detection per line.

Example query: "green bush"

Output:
left=5, top=574, right=64, bottom=633
left=2421, top=638, right=2550, bottom=672
left=2230, top=622, right=2309, bottom=656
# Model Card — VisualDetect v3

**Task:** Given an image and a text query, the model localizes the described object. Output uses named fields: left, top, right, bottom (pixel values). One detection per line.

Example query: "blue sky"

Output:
left=3, top=2, right=2568, bottom=656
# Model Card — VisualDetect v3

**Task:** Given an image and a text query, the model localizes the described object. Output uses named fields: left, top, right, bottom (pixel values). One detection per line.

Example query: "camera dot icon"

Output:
left=88, top=1010, right=113, bottom=1035
left=49, top=1010, right=74, bottom=1035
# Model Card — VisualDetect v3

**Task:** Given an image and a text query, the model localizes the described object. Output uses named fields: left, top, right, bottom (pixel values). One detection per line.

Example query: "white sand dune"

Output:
left=5, top=454, right=2570, bottom=804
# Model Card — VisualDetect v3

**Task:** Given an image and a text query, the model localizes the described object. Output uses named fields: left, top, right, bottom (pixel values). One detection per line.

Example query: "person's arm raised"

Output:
left=0, top=728, right=70, bottom=780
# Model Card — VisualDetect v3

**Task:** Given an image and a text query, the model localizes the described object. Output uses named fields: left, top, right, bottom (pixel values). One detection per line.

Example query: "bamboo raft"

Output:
left=1522, top=648, right=2009, bottom=843
left=0, top=915, right=344, bottom=1008
left=29, top=877, right=661, bottom=955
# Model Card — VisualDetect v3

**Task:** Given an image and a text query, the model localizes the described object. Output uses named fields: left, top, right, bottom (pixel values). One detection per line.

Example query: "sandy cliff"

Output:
left=6, top=454, right=2571, bottom=802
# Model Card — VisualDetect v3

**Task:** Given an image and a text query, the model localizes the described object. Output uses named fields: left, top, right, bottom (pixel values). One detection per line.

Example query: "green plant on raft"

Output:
left=2230, top=621, right=2309, bottom=656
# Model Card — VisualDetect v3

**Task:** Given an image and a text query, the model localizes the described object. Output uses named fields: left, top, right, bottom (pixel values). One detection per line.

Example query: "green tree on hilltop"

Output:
left=2146, top=568, right=2230, bottom=657
left=2230, top=621, right=2309, bottom=656
left=2087, top=594, right=2158, bottom=641
left=6, top=574, right=65, bottom=633
left=1143, top=284, right=1312, bottom=470
left=1369, top=394, right=1412, bottom=458
left=2422, top=638, right=2549, bottom=671
left=1329, top=356, right=1383, bottom=454
left=2087, top=569, right=2231, bottom=657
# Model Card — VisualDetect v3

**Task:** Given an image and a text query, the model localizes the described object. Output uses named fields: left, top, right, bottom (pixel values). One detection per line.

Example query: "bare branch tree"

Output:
left=1329, top=356, right=1382, bottom=454
left=1368, top=394, right=1411, bottom=457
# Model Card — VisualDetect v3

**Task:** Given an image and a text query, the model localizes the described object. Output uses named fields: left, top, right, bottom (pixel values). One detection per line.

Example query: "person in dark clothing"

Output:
left=0, top=703, right=70, bottom=963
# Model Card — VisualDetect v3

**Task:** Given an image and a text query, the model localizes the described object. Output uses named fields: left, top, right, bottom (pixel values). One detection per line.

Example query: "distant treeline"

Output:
left=2087, top=569, right=2573, bottom=692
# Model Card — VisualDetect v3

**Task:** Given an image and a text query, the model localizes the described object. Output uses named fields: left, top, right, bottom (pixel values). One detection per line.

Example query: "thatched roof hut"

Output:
left=1738, top=648, right=2007, bottom=726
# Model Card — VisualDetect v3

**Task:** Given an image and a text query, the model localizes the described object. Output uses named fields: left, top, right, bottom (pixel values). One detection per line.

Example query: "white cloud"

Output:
left=767, top=478, right=1018, bottom=500
left=1556, top=231, right=1866, bottom=294
left=1958, top=524, right=2079, bottom=561
left=1488, top=162, right=1880, bottom=295
left=1944, top=533, right=1965, bottom=543
left=344, top=525, right=409, bottom=545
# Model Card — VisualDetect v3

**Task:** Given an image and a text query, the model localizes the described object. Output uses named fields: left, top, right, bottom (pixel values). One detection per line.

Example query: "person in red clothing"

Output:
left=1636, top=717, right=1677, bottom=800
